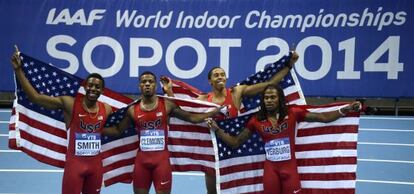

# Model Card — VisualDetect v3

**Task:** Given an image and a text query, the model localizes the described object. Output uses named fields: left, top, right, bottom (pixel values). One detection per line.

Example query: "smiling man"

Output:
left=11, top=46, right=113, bottom=194
left=161, top=51, right=299, bottom=194
left=206, top=84, right=361, bottom=194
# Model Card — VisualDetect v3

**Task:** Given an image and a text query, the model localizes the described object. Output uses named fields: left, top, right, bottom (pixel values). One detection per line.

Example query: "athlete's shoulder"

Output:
left=197, top=94, right=208, bottom=101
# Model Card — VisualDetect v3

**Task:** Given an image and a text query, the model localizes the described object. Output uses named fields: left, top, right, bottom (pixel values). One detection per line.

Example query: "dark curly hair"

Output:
left=256, top=84, right=287, bottom=123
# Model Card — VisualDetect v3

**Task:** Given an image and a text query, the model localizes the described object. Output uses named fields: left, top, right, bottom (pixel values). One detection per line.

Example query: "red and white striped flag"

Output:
left=216, top=103, right=359, bottom=194
left=165, top=53, right=358, bottom=193
left=8, top=53, right=132, bottom=168
left=296, top=103, right=359, bottom=194
left=9, top=53, right=359, bottom=193
left=8, top=52, right=221, bottom=186
left=101, top=96, right=220, bottom=185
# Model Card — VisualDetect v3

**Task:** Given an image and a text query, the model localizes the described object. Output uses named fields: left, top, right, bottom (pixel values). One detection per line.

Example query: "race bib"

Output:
left=75, top=133, right=101, bottom=156
left=264, top=138, right=291, bottom=162
left=140, top=130, right=165, bottom=151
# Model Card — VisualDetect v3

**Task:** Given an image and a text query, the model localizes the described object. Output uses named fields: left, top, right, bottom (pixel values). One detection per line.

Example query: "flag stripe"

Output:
left=19, top=130, right=66, bottom=153
left=297, top=125, right=358, bottom=137
left=221, top=183, right=263, bottom=194
left=18, top=139, right=65, bottom=167
left=298, top=165, right=357, bottom=173
left=103, top=165, right=134, bottom=184
left=300, top=173, right=356, bottom=181
left=171, top=79, right=202, bottom=96
left=220, top=162, right=263, bottom=176
left=101, top=143, right=138, bottom=160
left=18, top=113, right=67, bottom=139
left=168, top=138, right=213, bottom=148
left=168, top=152, right=215, bottom=162
left=296, top=149, right=357, bottom=159
left=285, top=91, right=300, bottom=103
left=221, top=176, right=263, bottom=190
left=301, top=180, right=356, bottom=188
left=103, top=158, right=136, bottom=173
left=8, top=106, right=18, bottom=149
left=301, top=189, right=355, bottom=194
left=171, top=165, right=215, bottom=175
left=171, top=87, right=201, bottom=98
left=296, top=142, right=357, bottom=151
left=297, top=157, right=357, bottom=166
left=296, top=134, right=358, bottom=145
left=169, top=124, right=211, bottom=134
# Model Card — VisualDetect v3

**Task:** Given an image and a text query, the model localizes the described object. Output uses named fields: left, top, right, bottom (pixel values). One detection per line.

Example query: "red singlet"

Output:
left=63, top=95, right=108, bottom=194
left=207, top=88, right=239, bottom=119
left=132, top=98, right=172, bottom=191
left=246, top=106, right=308, bottom=194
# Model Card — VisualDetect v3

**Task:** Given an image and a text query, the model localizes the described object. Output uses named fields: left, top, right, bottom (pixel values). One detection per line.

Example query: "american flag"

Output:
left=216, top=104, right=359, bottom=194
left=9, top=53, right=359, bottom=193
left=101, top=95, right=220, bottom=186
left=167, top=53, right=358, bottom=194
left=8, top=53, right=220, bottom=186
left=8, top=53, right=133, bottom=168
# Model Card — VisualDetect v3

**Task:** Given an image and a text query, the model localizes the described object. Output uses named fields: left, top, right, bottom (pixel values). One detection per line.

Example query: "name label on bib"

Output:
left=140, top=130, right=165, bottom=151
left=75, top=133, right=101, bottom=156
left=264, top=138, right=291, bottom=161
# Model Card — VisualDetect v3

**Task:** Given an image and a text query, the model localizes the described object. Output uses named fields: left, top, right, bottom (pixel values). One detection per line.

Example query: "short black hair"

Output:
left=86, top=73, right=105, bottom=88
left=139, top=71, right=157, bottom=81
left=207, top=67, right=223, bottom=80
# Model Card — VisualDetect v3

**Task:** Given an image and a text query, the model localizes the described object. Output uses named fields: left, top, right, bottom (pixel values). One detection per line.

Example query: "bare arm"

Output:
left=206, top=119, right=252, bottom=148
left=160, top=76, right=175, bottom=97
left=240, top=51, right=299, bottom=97
left=166, top=99, right=221, bottom=123
left=304, top=101, right=361, bottom=123
left=160, top=76, right=206, bottom=100
left=11, top=47, right=68, bottom=110
left=103, top=106, right=133, bottom=136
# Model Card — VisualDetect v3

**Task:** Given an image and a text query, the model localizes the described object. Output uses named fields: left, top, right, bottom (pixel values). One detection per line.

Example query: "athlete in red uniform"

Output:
left=105, top=71, right=222, bottom=194
left=161, top=51, right=300, bottom=194
left=63, top=94, right=109, bottom=194
left=206, top=85, right=361, bottom=194
left=11, top=46, right=113, bottom=194
left=132, top=97, right=172, bottom=191
left=206, top=88, right=239, bottom=119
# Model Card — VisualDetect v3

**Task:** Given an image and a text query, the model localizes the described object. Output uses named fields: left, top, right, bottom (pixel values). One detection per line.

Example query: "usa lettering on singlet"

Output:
left=140, top=130, right=165, bottom=151
left=264, top=138, right=291, bottom=161
left=75, top=133, right=101, bottom=156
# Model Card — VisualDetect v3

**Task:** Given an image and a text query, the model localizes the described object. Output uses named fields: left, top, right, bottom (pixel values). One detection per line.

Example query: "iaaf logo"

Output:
left=46, top=8, right=106, bottom=26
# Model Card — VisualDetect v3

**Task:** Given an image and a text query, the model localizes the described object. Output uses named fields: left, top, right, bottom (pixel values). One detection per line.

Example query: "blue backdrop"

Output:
left=1, top=0, right=413, bottom=97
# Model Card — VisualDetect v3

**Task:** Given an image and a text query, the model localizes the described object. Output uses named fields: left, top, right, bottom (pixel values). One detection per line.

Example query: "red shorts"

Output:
left=62, top=157, right=103, bottom=194
left=263, top=159, right=301, bottom=194
left=133, top=151, right=172, bottom=191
